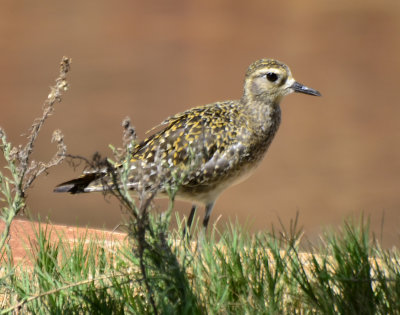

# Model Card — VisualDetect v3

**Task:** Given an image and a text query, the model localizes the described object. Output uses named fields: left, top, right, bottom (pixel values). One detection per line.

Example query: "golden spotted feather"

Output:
left=125, top=100, right=266, bottom=202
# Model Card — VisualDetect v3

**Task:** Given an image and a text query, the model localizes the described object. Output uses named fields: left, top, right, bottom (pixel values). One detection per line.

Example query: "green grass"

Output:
left=1, top=216, right=400, bottom=314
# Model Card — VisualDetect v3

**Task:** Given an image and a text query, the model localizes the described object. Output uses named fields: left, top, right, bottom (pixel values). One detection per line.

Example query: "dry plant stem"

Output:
left=119, top=120, right=160, bottom=314
left=98, top=159, right=159, bottom=313
left=21, top=58, right=70, bottom=192
left=111, top=146, right=160, bottom=314
left=136, top=190, right=159, bottom=315
left=68, top=117, right=168, bottom=314
left=0, top=57, right=70, bottom=252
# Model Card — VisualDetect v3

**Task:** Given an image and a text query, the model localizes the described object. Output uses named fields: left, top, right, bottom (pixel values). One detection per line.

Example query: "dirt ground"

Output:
left=0, top=1, right=399, bottom=247
left=0, top=219, right=126, bottom=264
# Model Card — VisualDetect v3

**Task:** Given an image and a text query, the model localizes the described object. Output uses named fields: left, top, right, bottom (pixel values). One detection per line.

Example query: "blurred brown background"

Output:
left=0, top=1, right=399, bottom=247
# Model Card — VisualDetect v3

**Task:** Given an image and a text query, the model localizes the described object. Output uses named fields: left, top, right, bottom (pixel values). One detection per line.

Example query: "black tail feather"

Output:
left=53, top=173, right=102, bottom=194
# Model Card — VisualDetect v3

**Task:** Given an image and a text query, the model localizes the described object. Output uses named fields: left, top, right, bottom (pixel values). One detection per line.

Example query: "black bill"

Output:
left=291, top=81, right=321, bottom=96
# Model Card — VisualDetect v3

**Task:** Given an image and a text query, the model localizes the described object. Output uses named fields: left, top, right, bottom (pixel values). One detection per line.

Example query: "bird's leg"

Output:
left=187, top=204, right=197, bottom=230
left=196, top=202, right=216, bottom=245
left=182, top=204, right=197, bottom=239
left=203, top=202, right=215, bottom=230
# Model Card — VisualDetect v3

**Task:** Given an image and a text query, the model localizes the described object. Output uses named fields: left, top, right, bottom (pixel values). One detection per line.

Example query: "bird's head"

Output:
left=243, top=59, right=321, bottom=103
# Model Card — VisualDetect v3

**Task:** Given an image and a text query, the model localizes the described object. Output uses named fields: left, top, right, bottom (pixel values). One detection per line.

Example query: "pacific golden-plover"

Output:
left=54, top=59, right=321, bottom=230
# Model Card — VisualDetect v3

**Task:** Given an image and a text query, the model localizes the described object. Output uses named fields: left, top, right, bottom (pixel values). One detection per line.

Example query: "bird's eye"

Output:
left=266, top=72, right=278, bottom=82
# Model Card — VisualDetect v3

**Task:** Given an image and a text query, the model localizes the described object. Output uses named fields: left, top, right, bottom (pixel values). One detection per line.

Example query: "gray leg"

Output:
left=203, top=202, right=215, bottom=230
left=187, top=204, right=197, bottom=230
left=183, top=204, right=197, bottom=239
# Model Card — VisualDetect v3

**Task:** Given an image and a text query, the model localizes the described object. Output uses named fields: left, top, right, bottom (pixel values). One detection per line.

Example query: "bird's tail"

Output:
left=53, top=172, right=107, bottom=194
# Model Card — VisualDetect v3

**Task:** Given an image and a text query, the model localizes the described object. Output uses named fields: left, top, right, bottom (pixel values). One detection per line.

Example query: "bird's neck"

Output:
left=240, top=94, right=282, bottom=136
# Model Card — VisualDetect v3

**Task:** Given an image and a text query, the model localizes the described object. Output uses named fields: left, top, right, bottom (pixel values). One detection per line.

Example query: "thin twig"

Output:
left=20, top=57, right=71, bottom=195
left=0, top=57, right=71, bottom=253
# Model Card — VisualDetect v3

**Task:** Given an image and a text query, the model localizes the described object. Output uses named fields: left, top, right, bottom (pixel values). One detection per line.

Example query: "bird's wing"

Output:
left=129, top=101, right=250, bottom=188
left=54, top=101, right=250, bottom=194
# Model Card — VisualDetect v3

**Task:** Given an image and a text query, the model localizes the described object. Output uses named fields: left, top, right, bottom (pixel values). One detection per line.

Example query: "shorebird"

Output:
left=54, top=59, right=321, bottom=230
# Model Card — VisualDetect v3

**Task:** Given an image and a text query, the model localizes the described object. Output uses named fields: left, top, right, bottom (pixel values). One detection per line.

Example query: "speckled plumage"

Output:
left=55, top=58, right=321, bottom=229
